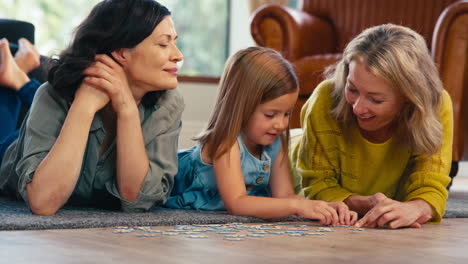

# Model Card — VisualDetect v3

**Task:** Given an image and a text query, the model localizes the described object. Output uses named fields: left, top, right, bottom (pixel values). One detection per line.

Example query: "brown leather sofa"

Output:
left=251, top=0, right=468, bottom=177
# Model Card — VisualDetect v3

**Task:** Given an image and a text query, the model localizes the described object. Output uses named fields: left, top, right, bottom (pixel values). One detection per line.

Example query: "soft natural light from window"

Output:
left=0, top=0, right=229, bottom=77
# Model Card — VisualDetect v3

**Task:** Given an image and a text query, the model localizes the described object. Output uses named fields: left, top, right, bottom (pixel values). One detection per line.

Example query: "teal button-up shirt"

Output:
left=0, top=82, right=184, bottom=212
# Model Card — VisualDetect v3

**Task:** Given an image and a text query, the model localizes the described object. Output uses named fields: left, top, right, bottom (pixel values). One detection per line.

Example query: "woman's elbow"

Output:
left=29, top=203, right=59, bottom=216
left=119, top=188, right=139, bottom=203
left=27, top=186, right=61, bottom=216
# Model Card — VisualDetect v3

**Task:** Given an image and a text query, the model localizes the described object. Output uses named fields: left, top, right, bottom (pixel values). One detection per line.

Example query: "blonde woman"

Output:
left=290, top=24, right=453, bottom=229
left=166, top=47, right=357, bottom=226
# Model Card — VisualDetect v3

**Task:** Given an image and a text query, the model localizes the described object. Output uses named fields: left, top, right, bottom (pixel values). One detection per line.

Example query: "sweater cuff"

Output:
left=405, top=194, right=445, bottom=224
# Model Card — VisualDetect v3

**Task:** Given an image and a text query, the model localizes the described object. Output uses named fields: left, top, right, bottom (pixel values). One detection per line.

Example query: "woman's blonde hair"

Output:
left=327, top=24, right=443, bottom=155
left=196, top=47, right=299, bottom=160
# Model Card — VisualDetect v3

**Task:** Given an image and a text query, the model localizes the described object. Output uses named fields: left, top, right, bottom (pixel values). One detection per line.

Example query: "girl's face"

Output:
left=242, top=90, right=299, bottom=154
left=122, top=16, right=183, bottom=100
left=345, top=60, right=406, bottom=142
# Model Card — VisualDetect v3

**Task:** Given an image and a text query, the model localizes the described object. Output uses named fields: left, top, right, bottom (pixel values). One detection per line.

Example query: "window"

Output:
left=160, top=0, right=229, bottom=78
left=0, top=0, right=102, bottom=55
left=0, top=0, right=229, bottom=78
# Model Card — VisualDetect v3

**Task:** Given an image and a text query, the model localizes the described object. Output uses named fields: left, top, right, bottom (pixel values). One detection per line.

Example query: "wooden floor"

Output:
left=1, top=218, right=468, bottom=264
left=1, top=164, right=467, bottom=264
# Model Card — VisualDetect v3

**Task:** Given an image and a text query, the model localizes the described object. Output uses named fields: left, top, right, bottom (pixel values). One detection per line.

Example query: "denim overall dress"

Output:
left=166, top=135, right=281, bottom=210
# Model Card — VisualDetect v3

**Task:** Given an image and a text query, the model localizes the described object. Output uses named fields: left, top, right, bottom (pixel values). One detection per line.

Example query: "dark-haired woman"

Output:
left=0, top=0, right=184, bottom=215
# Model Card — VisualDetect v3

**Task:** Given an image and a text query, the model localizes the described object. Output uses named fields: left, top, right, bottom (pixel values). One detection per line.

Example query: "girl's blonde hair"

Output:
left=327, top=24, right=443, bottom=155
left=196, top=47, right=299, bottom=160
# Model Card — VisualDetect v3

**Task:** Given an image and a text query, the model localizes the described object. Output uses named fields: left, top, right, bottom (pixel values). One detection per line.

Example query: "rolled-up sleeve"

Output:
left=111, top=90, right=184, bottom=212
left=7, top=83, right=68, bottom=205
left=290, top=82, right=356, bottom=202
left=401, top=91, right=453, bottom=223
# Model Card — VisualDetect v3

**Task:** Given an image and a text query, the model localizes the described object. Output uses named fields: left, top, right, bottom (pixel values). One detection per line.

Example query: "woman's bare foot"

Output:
left=0, top=38, right=30, bottom=91
left=14, top=38, right=40, bottom=74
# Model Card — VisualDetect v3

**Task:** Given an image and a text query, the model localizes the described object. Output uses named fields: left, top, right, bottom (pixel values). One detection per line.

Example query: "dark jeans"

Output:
left=0, top=130, right=19, bottom=165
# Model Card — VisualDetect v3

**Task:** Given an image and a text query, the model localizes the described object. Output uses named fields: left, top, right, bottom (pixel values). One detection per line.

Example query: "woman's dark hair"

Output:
left=47, top=0, right=171, bottom=107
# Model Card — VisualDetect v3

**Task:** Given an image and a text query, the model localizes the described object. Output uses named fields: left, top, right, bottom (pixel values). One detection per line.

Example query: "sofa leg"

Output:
left=447, top=161, right=459, bottom=190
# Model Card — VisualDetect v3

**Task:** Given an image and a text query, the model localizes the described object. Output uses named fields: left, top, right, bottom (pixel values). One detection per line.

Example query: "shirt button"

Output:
left=256, top=177, right=264, bottom=184
left=263, top=164, right=270, bottom=171
left=246, top=185, right=254, bottom=191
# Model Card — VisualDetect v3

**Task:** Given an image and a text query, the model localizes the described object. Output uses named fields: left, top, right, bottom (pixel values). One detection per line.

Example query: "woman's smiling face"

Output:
left=345, top=59, right=406, bottom=141
left=122, top=16, right=183, bottom=99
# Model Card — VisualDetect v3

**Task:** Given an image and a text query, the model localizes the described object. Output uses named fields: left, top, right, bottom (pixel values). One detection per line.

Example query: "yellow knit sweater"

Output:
left=290, top=81, right=453, bottom=223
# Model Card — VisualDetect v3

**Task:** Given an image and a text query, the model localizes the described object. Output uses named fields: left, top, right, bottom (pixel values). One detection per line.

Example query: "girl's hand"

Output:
left=82, top=54, right=136, bottom=116
left=328, top=201, right=358, bottom=226
left=296, top=200, right=340, bottom=226
left=74, top=81, right=110, bottom=114
left=354, top=193, right=433, bottom=229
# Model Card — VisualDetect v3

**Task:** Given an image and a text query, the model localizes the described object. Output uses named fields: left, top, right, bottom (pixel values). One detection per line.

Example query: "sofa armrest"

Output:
left=432, top=0, right=468, bottom=161
left=251, top=4, right=336, bottom=61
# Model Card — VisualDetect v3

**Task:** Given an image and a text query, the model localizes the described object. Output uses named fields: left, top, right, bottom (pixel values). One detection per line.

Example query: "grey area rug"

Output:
left=0, top=197, right=305, bottom=231
left=1, top=198, right=466, bottom=231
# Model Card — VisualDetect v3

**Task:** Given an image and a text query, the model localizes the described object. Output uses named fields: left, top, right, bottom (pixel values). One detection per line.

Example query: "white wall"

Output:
left=178, top=82, right=218, bottom=147
left=179, top=0, right=255, bottom=124
left=229, top=0, right=256, bottom=55
left=178, top=82, right=218, bottom=122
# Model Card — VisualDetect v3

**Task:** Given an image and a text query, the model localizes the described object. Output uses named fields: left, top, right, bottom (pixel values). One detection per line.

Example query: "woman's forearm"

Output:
left=116, top=106, right=149, bottom=202
left=27, top=100, right=96, bottom=215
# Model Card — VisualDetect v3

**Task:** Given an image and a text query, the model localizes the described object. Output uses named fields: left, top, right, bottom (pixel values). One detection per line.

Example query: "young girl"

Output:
left=166, top=47, right=357, bottom=226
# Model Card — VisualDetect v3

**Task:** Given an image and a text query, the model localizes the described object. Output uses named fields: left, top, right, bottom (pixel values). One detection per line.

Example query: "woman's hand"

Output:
left=82, top=54, right=136, bottom=116
left=344, top=194, right=386, bottom=216
left=74, top=81, right=110, bottom=114
left=354, top=193, right=433, bottom=229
